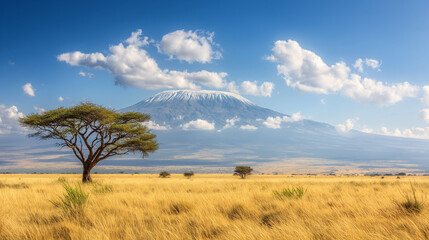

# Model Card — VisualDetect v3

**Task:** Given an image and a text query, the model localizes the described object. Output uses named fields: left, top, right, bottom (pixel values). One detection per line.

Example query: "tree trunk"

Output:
left=82, top=165, right=92, bottom=183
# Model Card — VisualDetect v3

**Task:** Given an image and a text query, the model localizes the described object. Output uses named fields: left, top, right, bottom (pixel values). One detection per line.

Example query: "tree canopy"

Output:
left=234, top=166, right=253, bottom=179
left=19, top=102, right=158, bottom=182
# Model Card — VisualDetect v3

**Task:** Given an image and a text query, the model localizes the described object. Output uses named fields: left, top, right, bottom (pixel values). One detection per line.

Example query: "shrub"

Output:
left=159, top=171, right=171, bottom=178
left=233, top=166, right=253, bottom=179
left=57, top=177, right=67, bottom=183
left=184, top=171, right=194, bottom=179
left=273, top=186, right=308, bottom=199
left=51, top=183, right=89, bottom=217
left=396, top=182, right=425, bottom=214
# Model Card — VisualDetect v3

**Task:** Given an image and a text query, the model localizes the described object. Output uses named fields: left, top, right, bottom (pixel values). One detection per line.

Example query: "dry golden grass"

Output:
left=1, top=174, right=429, bottom=240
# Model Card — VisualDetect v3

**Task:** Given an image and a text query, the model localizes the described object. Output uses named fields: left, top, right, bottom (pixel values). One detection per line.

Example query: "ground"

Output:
left=0, top=174, right=429, bottom=240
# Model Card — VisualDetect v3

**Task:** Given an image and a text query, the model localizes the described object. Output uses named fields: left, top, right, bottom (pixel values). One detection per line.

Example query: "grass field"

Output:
left=0, top=174, right=428, bottom=240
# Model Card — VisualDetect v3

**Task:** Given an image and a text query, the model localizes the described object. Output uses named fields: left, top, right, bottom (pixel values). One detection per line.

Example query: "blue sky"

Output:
left=1, top=0, right=429, bottom=137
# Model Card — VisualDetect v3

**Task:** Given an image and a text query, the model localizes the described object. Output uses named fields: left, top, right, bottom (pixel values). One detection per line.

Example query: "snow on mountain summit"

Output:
left=144, top=90, right=256, bottom=106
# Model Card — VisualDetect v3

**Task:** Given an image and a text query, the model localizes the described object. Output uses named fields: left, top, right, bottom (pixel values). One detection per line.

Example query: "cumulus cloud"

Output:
left=142, top=120, right=170, bottom=130
left=181, top=119, right=215, bottom=130
left=353, top=58, right=381, bottom=72
left=227, top=81, right=274, bottom=97
left=379, top=126, right=429, bottom=139
left=159, top=30, right=221, bottom=63
left=22, top=83, right=35, bottom=96
left=267, top=40, right=418, bottom=105
left=79, top=71, right=94, bottom=78
left=266, top=40, right=347, bottom=94
left=421, top=86, right=429, bottom=106
left=336, top=118, right=356, bottom=133
left=126, top=29, right=150, bottom=47
left=420, top=109, right=429, bottom=123
left=341, top=75, right=419, bottom=105
left=240, top=125, right=258, bottom=130
left=58, top=29, right=228, bottom=90
left=33, top=106, right=45, bottom=113
left=0, top=105, right=25, bottom=134
left=263, top=113, right=303, bottom=129
left=218, top=117, right=240, bottom=132
left=58, top=96, right=64, bottom=102
left=240, top=81, right=274, bottom=97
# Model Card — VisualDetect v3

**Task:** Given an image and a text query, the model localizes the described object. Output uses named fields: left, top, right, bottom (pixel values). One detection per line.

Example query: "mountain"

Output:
left=122, top=90, right=334, bottom=132
left=116, top=90, right=429, bottom=174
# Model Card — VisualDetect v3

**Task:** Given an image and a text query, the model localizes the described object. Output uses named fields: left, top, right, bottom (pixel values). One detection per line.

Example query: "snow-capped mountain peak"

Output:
left=144, top=90, right=256, bottom=106
left=121, top=90, right=285, bottom=128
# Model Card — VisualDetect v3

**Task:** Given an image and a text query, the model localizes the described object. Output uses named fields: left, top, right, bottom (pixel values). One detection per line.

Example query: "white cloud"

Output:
left=0, top=105, right=25, bottom=134
left=240, top=125, right=258, bottom=130
left=218, top=117, right=240, bottom=132
left=263, top=113, right=303, bottom=129
left=126, top=29, right=150, bottom=47
left=421, top=86, right=429, bottom=106
left=365, top=59, right=381, bottom=70
left=79, top=71, right=94, bottom=78
left=361, top=128, right=373, bottom=133
left=142, top=120, right=170, bottom=130
left=33, top=106, right=45, bottom=113
left=240, top=81, right=274, bottom=97
left=227, top=81, right=274, bottom=97
left=267, top=40, right=417, bottom=105
left=341, top=75, right=419, bottom=105
left=22, top=83, right=35, bottom=96
left=353, top=58, right=381, bottom=72
left=159, top=30, right=221, bottom=63
left=181, top=119, right=215, bottom=130
left=420, top=109, right=429, bottom=123
left=58, top=96, right=64, bottom=102
left=336, top=118, right=356, bottom=133
left=266, top=40, right=347, bottom=94
left=58, top=29, right=228, bottom=90
left=379, top=126, right=429, bottom=139
left=353, top=58, right=364, bottom=72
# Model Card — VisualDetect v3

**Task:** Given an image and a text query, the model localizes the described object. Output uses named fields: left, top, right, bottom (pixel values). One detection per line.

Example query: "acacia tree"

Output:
left=19, top=102, right=158, bottom=183
left=234, top=166, right=253, bottom=179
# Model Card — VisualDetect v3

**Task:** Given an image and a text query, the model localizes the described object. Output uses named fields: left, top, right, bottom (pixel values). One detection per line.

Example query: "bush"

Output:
left=397, top=182, right=425, bottom=214
left=57, top=177, right=67, bottom=183
left=51, top=183, right=89, bottom=217
left=159, top=171, right=171, bottom=178
left=273, top=186, right=308, bottom=199
left=233, top=166, right=253, bottom=179
left=184, top=171, right=194, bottom=179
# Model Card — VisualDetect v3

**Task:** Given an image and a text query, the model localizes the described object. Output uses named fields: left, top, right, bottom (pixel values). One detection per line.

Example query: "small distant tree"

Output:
left=159, top=171, right=170, bottom=178
left=234, top=166, right=253, bottom=179
left=184, top=171, right=194, bottom=179
left=19, top=102, right=158, bottom=183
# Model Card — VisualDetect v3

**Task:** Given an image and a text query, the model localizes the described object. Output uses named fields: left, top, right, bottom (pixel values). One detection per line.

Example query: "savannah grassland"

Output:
left=1, top=174, right=429, bottom=240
